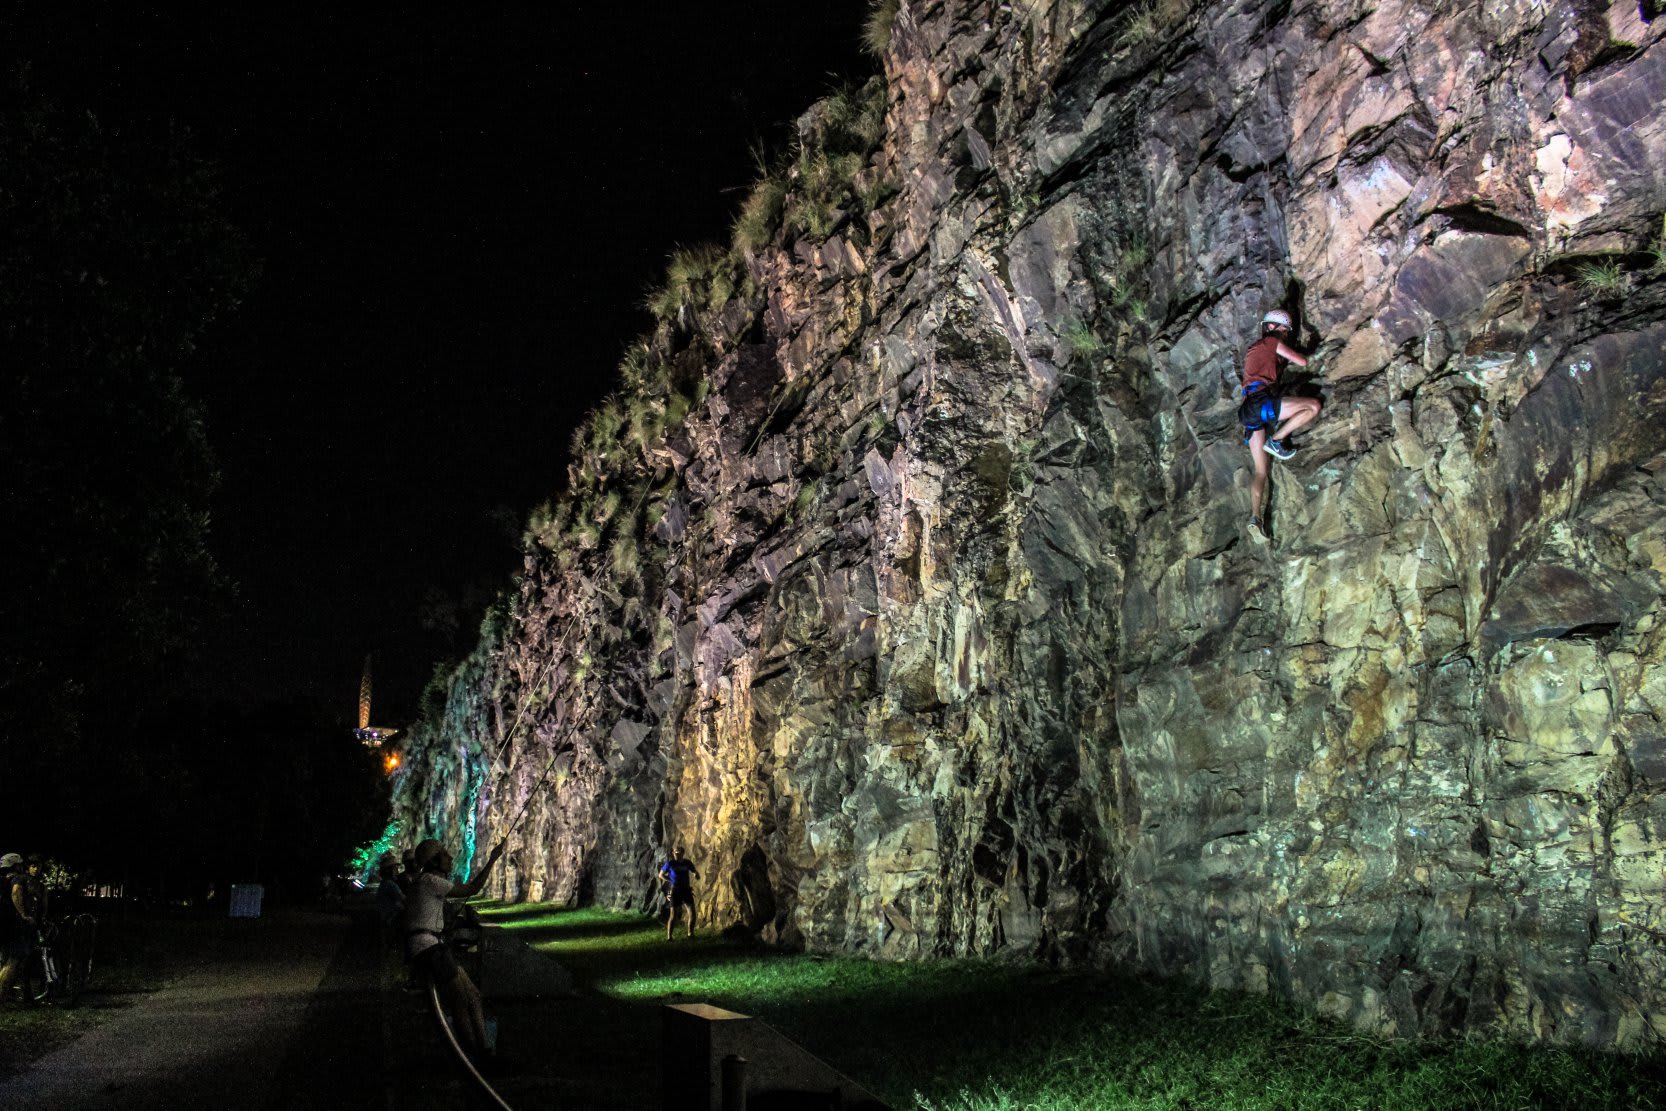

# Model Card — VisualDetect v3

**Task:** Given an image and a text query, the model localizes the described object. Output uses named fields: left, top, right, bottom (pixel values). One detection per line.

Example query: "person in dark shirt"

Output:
left=658, top=846, right=699, bottom=941
left=20, top=856, right=48, bottom=925
left=374, top=859, right=406, bottom=940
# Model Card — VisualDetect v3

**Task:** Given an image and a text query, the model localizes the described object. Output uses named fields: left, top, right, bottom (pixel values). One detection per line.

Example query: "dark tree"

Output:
left=123, top=698, right=390, bottom=902
left=0, top=77, right=256, bottom=864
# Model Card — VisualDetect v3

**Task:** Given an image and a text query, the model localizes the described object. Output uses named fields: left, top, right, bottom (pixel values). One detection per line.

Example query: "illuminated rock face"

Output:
left=393, top=0, right=1666, bottom=1047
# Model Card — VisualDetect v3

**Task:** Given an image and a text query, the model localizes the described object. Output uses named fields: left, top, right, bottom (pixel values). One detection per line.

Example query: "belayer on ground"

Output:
left=1240, top=308, right=1320, bottom=540
left=406, top=837, right=504, bottom=1055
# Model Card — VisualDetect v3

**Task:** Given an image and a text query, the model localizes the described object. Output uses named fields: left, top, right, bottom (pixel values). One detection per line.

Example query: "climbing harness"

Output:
left=1238, top=382, right=1281, bottom=442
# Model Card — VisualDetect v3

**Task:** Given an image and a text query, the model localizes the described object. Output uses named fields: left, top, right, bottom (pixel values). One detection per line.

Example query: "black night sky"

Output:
left=5, top=4, right=873, bottom=724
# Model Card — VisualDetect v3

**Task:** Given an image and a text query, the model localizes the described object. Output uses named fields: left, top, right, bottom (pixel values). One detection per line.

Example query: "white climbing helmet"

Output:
left=1262, top=309, right=1293, bottom=329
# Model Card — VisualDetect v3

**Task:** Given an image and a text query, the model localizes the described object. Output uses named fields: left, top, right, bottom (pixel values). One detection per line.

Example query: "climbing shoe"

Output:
left=1263, top=438, right=1296, bottom=460
left=1248, top=516, right=1269, bottom=542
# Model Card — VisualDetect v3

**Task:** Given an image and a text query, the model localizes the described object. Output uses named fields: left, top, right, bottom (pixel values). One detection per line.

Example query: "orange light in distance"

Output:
left=384, top=752, right=401, bottom=773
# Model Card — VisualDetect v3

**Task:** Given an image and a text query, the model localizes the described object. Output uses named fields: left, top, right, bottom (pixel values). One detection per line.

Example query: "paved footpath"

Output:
left=0, top=908, right=391, bottom=1111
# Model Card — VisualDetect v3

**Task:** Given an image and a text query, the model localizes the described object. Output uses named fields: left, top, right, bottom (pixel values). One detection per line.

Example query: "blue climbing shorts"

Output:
left=1238, top=389, right=1281, bottom=437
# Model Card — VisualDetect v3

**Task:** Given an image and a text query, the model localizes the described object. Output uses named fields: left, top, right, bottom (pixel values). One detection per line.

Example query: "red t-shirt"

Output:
left=1242, top=334, right=1283, bottom=392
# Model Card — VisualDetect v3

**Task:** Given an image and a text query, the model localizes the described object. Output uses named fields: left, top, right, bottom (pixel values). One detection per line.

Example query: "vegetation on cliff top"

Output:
left=864, top=0, right=902, bottom=57
left=489, top=70, right=891, bottom=653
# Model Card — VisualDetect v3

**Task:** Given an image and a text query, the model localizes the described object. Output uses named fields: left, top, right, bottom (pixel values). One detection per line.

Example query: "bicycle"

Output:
left=20, top=913, right=97, bottom=1006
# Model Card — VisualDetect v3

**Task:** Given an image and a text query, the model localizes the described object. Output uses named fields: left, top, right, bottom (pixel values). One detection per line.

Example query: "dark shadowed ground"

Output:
left=12, top=898, right=1655, bottom=1110
left=0, top=901, right=638, bottom=1111
left=0, top=909, right=383, bottom=1109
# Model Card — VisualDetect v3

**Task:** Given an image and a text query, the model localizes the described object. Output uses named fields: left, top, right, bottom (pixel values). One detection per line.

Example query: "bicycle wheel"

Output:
left=20, top=944, right=56, bottom=1005
left=62, top=916, right=96, bottom=1005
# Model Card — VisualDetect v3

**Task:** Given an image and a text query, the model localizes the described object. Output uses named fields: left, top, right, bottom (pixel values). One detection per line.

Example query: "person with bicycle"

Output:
left=0, top=852, right=37, bottom=1004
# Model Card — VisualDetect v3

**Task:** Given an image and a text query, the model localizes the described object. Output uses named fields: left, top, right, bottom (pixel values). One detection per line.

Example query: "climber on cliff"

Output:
left=658, top=845, right=699, bottom=941
left=1240, top=308, right=1320, bottom=539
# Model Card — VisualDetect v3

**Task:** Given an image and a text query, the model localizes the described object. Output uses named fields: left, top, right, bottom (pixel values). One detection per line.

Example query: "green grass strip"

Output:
left=477, top=902, right=1666, bottom=1110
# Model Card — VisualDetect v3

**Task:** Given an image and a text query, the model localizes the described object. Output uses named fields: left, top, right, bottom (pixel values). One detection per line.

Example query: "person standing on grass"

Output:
left=0, top=853, right=36, bottom=1004
left=1239, top=308, right=1320, bottom=540
left=407, top=837, right=504, bottom=1054
left=658, top=845, right=699, bottom=941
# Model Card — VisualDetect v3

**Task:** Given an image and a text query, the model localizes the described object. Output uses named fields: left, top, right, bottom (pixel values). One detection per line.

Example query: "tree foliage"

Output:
left=0, top=78, right=260, bottom=867
left=2, top=85, right=253, bottom=674
left=120, top=698, right=391, bottom=900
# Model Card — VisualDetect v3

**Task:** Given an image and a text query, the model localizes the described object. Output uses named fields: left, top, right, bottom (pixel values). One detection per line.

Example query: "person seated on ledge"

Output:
left=407, top=837, right=503, bottom=1053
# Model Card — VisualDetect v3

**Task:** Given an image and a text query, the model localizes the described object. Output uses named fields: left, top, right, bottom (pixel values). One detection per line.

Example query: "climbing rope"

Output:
left=427, top=979, right=516, bottom=1111
left=501, top=743, right=572, bottom=839
left=1255, top=0, right=1289, bottom=304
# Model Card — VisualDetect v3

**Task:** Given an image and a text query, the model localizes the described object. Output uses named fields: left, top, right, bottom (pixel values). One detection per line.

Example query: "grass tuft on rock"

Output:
left=780, top=77, right=890, bottom=245
left=617, top=341, right=665, bottom=396
left=624, top=395, right=665, bottom=454
left=823, top=81, right=888, bottom=151
left=733, top=174, right=788, bottom=255
left=588, top=396, right=624, bottom=453
left=524, top=500, right=570, bottom=549
left=608, top=533, right=640, bottom=587
left=1576, top=256, right=1628, bottom=296
left=1119, top=0, right=1189, bottom=49
left=646, top=242, right=734, bottom=327
left=863, top=0, right=901, bottom=57
left=1061, top=317, right=1104, bottom=359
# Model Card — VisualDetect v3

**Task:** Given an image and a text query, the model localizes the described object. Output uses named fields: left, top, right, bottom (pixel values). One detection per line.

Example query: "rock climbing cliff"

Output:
left=391, top=0, right=1666, bottom=1048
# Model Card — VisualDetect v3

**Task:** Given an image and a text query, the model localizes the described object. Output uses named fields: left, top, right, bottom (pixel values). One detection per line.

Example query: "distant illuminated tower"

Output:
left=354, top=654, right=399, bottom=749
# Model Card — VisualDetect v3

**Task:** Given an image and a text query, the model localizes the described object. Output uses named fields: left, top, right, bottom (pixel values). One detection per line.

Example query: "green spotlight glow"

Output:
left=349, top=818, right=402, bottom=877
left=458, top=761, right=483, bottom=880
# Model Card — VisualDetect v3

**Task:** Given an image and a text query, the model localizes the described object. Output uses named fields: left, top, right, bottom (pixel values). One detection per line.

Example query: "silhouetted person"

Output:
left=374, top=859, right=405, bottom=942
left=658, top=845, right=699, bottom=941
left=21, top=856, right=48, bottom=924
left=0, top=853, right=35, bottom=1003
left=396, top=849, right=421, bottom=987
left=398, top=849, right=420, bottom=894
left=407, top=837, right=503, bottom=1053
